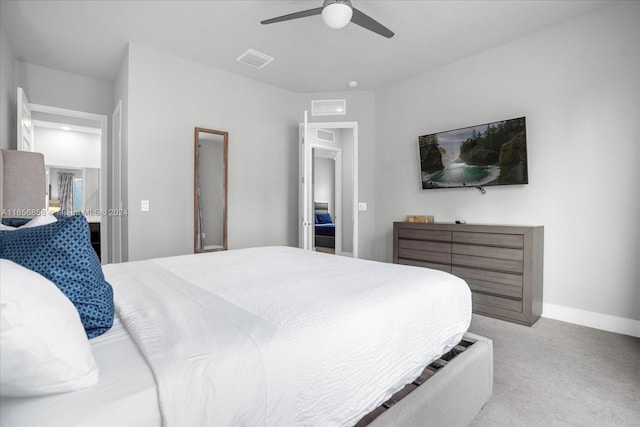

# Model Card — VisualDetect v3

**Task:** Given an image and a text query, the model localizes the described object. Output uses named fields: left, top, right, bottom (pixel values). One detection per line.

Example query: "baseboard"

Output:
left=542, top=303, right=640, bottom=338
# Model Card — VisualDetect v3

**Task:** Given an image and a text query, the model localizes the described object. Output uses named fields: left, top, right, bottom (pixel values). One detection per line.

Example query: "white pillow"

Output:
left=0, top=213, right=57, bottom=231
left=0, top=259, right=99, bottom=397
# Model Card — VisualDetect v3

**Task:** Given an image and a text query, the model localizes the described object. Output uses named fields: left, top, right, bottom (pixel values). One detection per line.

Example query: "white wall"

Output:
left=373, top=2, right=640, bottom=326
left=125, top=43, right=300, bottom=261
left=34, top=126, right=101, bottom=169
left=15, top=61, right=113, bottom=116
left=84, top=167, right=100, bottom=211
left=122, top=47, right=377, bottom=262
left=338, top=128, right=355, bottom=254
left=114, top=47, right=130, bottom=262
left=0, top=24, right=15, bottom=150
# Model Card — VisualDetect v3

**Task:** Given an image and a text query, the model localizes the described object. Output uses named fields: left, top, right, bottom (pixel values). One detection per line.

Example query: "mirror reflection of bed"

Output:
left=314, top=201, right=335, bottom=254
left=312, top=146, right=340, bottom=255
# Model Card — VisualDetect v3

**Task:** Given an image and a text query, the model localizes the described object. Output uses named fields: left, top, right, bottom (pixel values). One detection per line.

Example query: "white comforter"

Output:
left=109, top=246, right=471, bottom=426
left=107, top=260, right=295, bottom=427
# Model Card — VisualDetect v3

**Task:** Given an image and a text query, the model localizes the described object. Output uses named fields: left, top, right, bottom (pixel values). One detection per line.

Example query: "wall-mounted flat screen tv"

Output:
left=419, top=117, right=528, bottom=190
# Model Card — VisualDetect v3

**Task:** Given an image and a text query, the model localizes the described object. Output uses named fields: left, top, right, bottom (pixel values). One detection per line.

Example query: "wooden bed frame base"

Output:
left=363, top=332, right=493, bottom=427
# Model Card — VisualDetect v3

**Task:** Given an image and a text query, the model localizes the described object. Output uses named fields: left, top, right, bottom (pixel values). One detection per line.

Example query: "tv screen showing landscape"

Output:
left=419, top=117, right=528, bottom=190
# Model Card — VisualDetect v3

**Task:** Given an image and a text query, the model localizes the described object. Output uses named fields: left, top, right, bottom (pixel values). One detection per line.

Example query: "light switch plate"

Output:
left=358, top=202, right=367, bottom=211
left=141, top=200, right=149, bottom=211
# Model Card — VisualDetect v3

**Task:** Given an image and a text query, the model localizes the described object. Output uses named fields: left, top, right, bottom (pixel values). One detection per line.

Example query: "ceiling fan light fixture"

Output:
left=321, top=3, right=353, bottom=29
left=261, top=0, right=393, bottom=38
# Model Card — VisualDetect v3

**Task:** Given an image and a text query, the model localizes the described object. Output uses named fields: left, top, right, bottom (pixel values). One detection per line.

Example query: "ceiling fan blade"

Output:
left=261, top=7, right=323, bottom=25
left=351, top=7, right=394, bottom=38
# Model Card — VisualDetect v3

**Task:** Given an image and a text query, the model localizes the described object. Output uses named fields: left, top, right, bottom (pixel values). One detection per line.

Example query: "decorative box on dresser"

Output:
left=393, top=222, right=544, bottom=326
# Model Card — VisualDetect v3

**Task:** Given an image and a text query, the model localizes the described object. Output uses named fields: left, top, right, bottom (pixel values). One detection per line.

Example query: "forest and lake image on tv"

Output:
left=419, top=117, right=528, bottom=189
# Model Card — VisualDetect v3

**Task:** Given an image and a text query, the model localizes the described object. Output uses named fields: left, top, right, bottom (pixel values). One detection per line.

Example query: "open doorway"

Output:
left=299, top=118, right=358, bottom=258
left=17, top=87, right=110, bottom=263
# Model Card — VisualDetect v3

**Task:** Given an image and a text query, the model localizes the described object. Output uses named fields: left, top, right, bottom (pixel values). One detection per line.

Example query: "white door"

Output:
left=299, top=118, right=359, bottom=258
left=333, top=149, right=343, bottom=254
left=299, top=111, right=313, bottom=250
left=17, top=87, right=33, bottom=152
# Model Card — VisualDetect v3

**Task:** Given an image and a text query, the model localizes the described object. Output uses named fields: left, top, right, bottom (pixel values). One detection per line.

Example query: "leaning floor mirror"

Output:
left=194, top=127, right=228, bottom=253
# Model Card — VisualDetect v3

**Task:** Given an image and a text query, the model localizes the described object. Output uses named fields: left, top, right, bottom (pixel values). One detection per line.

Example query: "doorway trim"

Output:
left=111, top=100, right=122, bottom=263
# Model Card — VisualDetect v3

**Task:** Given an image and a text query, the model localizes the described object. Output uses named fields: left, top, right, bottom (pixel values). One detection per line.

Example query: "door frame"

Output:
left=17, top=88, right=32, bottom=152
left=299, top=119, right=359, bottom=258
left=111, top=100, right=123, bottom=263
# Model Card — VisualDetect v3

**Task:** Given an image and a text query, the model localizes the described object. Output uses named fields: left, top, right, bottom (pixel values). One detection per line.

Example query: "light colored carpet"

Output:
left=468, top=314, right=640, bottom=427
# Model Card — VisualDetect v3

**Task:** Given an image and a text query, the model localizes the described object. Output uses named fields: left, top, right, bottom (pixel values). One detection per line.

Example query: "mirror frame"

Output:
left=194, top=127, right=228, bottom=253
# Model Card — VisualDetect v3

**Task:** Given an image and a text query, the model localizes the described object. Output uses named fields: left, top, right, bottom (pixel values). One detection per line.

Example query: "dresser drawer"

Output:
left=398, top=229, right=451, bottom=242
left=453, top=254, right=523, bottom=274
left=453, top=266, right=522, bottom=287
left=472, top=293, right=523, bottom=313
left=399, top=239, right=451, bottom=253
left=452, top=243, right=523, bottom=261
left=398, top=248, right=451, bottom=265
left=453, top=232, right=523, bottom=249
left=465, top=278, right=522, bottom=299
left=398, top=258, right=452, bottom=273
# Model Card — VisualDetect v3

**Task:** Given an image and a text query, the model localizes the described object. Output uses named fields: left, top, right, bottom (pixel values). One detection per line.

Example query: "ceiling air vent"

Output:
left=236, top=49, right=274, bottom=69
left=317, top=129, right=335, bottom=143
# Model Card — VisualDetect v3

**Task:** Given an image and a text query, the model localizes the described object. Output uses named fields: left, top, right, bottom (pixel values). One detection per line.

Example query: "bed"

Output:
left=314, top=201, right=335, bottom=249
left=0, top=149, right=493, bottom=427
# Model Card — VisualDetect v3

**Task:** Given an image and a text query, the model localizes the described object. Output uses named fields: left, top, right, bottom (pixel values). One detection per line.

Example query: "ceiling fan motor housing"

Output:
left=322, top=0, right=353, bottom=7
left=322, top=0, right=354, bottom=29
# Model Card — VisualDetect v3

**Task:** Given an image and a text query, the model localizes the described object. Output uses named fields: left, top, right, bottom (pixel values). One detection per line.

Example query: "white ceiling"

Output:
left=1, top=0, right=611, bottom=92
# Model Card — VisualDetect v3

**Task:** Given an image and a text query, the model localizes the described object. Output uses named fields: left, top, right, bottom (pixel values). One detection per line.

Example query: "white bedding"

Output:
left=144, top=246, right=471, bottom=426
left=0, top=316, right=160, bottom=427
left=1, top=246, right=471, bottom=427
left=108, top=259, right=295, bottom=426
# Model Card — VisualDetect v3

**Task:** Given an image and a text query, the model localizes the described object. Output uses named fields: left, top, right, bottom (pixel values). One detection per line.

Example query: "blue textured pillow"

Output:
left=1, top=218, right=30, bottom=227
left=317, top=213, right=333, bottom=224
left=0, top=215, right=113, bottom=339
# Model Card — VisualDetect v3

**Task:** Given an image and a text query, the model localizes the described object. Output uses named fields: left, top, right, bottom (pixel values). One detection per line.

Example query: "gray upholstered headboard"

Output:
left=0, top=150, right=46, bottom=218
left=314, top=201, right=330, bottom=214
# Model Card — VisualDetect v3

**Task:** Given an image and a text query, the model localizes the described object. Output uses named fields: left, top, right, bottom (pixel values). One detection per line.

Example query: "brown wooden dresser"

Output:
left=393, top=222, right=543, bottom=326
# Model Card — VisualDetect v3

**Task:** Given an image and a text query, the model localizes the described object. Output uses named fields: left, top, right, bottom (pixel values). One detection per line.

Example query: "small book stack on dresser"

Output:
left=393, top=222, right=544, bottom=326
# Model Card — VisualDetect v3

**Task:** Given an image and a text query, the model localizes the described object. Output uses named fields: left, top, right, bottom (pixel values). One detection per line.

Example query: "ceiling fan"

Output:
left=261, top=0, right=394, bottom=39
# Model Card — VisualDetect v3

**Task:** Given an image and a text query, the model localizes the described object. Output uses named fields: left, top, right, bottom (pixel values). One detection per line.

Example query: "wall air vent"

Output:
left=311, top=99, right=346, bottom=116
left=236, top=49, right=274, bottom=69
left=316, top=129, right=335, bottom=143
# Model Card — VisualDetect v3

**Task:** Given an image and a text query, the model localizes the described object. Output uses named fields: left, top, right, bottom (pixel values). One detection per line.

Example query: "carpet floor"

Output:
left=468, top=314, right=640, bottom=427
